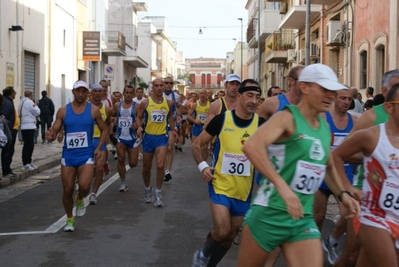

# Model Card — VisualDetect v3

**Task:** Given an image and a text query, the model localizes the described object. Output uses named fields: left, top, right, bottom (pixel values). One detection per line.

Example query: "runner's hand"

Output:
left=347, top=186, right=363, bottom=202
left=136, top=127, right=143, bottom=138
left=46, top=128, right=55, bottom=141
left=341, top=193, right=360, bottom=218
left=94, top=148, right=102, bottom=161
left=278, top=185, right=303, bottom=220
left=202, top=167, right=215, bottom=182
left=56, top=133, right=64, bottom=143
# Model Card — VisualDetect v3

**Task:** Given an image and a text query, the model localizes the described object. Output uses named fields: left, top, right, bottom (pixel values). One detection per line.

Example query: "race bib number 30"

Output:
left=118, top=117, right=132, bottom=128
left=151, top=110, right=166, bottom=123
left=379, top=179, right=399, bottom=213
left=221, top=152, right=251, bottom=176
left=290, top=160, right=326, bottom=194
left=66, top=132, right=88, bottom=149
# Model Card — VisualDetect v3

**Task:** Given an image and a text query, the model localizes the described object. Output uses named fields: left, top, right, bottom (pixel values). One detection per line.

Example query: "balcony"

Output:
left=102, top=31, right=126, bottom=56
left=279, top=4, right=321, bottom=29
left=188, top=84, right=221, bottom=89
left=258, top=9, right=281, bottom=43
left=264, top=30, right=294, bottom=63
left=266, top=0, right=284, bottom=1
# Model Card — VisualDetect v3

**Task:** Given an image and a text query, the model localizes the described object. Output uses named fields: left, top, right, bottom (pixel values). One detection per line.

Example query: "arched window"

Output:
left=360, top=51, right=367, bottom=89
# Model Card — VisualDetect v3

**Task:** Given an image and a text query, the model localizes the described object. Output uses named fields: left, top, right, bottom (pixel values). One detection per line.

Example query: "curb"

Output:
left=0, top=154, right=62, bottom=188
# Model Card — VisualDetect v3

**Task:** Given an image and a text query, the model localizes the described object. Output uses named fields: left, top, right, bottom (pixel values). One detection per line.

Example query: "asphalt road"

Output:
left=0, top=142, right=343, bottom=267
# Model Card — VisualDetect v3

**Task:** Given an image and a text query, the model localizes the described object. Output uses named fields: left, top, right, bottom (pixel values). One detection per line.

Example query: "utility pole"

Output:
left=305, top=0, right=310, bottom=65
left=257, top=0, right=261, bottom=83
left=238, top=18, right=243, bottom=78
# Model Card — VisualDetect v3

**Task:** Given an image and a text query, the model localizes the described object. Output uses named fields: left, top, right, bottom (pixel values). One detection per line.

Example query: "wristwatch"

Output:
left=337, top=190, right=352, bottom=202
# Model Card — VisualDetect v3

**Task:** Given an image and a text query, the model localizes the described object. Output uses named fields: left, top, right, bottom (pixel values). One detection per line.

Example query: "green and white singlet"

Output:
left=252, top=105, right=331, bottom=215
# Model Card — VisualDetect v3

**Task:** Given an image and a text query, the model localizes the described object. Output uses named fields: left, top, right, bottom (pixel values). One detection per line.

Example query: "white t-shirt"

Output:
left=133, top=97, right=144, bottom=104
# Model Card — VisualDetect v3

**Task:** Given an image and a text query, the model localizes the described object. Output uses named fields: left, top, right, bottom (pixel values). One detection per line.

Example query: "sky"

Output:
left=138, top=0, right=248, bottom=59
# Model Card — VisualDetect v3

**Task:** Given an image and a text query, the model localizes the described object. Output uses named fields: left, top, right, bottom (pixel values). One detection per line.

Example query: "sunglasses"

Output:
left=165, top=82, right=173, bottom=85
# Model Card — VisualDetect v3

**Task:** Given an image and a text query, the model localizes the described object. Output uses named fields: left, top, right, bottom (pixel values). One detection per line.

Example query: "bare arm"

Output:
left=46, top=107, right=66, bottom=141
left=347, top=109, right=376, bottom=137
left=167, top=99, right=176, bottom=131
left=187, top=103, right=199, bottom=125
left=203, top=100, right=220, bottom=128
left=257, top=97, right=279, bottom=120
left=135, top=99, right=148, bottom=138
left=92, top=106, right=108, bottom=160
left=191, top=129, right=215, bottom=182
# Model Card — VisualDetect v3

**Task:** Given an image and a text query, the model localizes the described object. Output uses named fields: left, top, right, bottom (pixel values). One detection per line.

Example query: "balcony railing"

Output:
left=102, top=31, right=126, bottom=56
left=265, top=30, right=295, bottom=55
left=246, top=19, right=255, bottom=43
left=189, top=84, right=221, bottom=89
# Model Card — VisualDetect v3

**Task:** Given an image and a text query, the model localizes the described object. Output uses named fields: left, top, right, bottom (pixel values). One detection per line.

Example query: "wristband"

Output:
left=198, top=161, right=209, bottom=173
left=337, top=190, right=352, bottom=202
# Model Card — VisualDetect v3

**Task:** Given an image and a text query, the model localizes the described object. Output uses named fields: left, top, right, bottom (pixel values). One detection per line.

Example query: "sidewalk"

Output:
left=0, top=140, right=63, bottom=188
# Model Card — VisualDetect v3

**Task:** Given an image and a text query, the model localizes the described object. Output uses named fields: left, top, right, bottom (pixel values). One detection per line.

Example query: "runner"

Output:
left=312, top=88, right=357, bottom=264
left=163, top=76, right=180, bottom=182
left=332, top=82, right=399, bottom=267
left=46, top=80, right=107, bottom=232
left=111, top=85, right=140, bottom=192
left=191, top=79, right=264, bottom=267
left=88, top=84, right=112, bottom=204
left=187, top=88, right=210, bottom=161
left=236, top=64, right=359, bottom=267
left=136, top=78, right=177, bottom=207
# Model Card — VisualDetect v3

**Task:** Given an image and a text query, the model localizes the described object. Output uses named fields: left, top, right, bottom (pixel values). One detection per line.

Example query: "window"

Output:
left=375, top=45, right=385, bottom=89
left=360, top=51, right=368, bottom=89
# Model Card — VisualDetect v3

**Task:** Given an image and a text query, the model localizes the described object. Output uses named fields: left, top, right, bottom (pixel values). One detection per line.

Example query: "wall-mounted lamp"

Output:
left=9, top=25, right=24, bottom=31
left=198, top=28, right=203, bottom=34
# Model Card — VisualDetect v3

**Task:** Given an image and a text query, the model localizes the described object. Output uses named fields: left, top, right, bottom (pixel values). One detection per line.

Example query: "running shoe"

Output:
left=104, top=162, right=111, bottom=175
left=76, top=197, right=86, bottom=217
left=144, top=187, right=153, bottom=203
left=119, top=183, right=129, bottom=192
left=63, top=217, right=75, bottom=232
left=29, top=163, right=38, bottom=170
left=75, top=182, right=79, bottom=191
left=191, top=249, right=208, bottom=267
left=233, top=227, right=243, bottom=245
left=21, top=164, right=35, bottom=171
left=154, top=192, right=163, bottom=207
left=322, top=238, right=339, bottom=265
left=138, top=153, right=143, bottom=161
left=164, top=172, right=172, bottom=182
left=89, top=193, right=97, bottom=205
left=178, top=147, right=183, bottom=152
left=113, top=154, right=118, bottom=160
left=4, top=173, right=17, bottom=179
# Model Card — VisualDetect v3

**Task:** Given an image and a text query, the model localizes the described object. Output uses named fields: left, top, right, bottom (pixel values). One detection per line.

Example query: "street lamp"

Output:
left=237, top=18, right=243, bottom=79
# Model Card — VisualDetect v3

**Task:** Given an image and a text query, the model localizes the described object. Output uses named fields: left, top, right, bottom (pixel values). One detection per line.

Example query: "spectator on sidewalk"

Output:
left=38, top=90, right=55, bottom=144
left=1, top=87, right=18, bottom=178
left=19, top=90, right=41, bottom=171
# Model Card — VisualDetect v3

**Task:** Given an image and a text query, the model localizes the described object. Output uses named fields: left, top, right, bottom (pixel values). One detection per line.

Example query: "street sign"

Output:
left=82, top=31, right=101, bottom=61
left=104, top=64, right=115, bottom=81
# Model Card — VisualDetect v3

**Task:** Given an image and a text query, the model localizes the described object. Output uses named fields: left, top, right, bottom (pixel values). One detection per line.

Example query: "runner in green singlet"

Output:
left=236, top=64, right=360, bottom=267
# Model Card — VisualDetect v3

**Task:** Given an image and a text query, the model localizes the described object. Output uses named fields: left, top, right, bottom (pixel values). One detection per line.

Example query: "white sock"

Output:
left=155, top=188, right=161, bottom=194
left=165, top=170, right=170, bottom=175
left=145, top=186, right=151, bottom=191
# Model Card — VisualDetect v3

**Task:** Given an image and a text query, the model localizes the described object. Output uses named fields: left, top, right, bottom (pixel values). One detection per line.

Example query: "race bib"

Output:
left=379, top=179, right=399, bottom=213
left=221, top=152, right=251, bottom=176
left=151, top=110, right=166, bottom=123
left=118, top=116, right=132, bottom=128
left=198, top=113, right=207, bottom=123
left=290, top=160, right=326, bottom=194
left=66, top=131, right=88, bottom=149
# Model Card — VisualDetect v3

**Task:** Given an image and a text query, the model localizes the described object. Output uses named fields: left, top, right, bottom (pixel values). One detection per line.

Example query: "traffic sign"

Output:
left=104, top=64, right=115, bottom=80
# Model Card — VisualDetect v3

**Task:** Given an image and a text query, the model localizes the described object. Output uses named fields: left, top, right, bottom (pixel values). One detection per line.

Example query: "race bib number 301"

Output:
left=66, top=131, right=88, bottom=149
left=290, top=160, right=326, bottom=194
left=221, top=152, right=251, bottom=176
left=151, top=110, right=166, bottom=123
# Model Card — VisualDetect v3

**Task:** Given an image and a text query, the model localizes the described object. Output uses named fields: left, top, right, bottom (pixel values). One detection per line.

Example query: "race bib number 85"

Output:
left=379, top=180, right=399, bottom=213
left=290, top=160, right=326, bottom=194
left=151, top=110, right=166, bottom=123
left=66, top=132, right=88, bottom=149
left=221, top=152, right=251, bottom=176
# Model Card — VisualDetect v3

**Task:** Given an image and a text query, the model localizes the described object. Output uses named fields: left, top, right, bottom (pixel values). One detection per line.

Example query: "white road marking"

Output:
left=0, top=166, right=129, bottom=236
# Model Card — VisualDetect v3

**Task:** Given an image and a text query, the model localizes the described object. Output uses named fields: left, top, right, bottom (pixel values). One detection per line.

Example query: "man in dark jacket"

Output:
left=38, top=90, right=55, bottom=144
left=1, top=87, right=18, bottom=178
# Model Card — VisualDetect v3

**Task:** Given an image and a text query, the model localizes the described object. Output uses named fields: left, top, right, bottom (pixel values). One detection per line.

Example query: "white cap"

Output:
left=225, top=74, right=241, bottom=83
left=73, top=80, right=89, bottom=90
left=298, top=64, right=347, bottom=91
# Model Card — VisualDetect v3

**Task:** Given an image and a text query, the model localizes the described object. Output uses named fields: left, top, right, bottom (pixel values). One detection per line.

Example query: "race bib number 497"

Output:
left=66, top=132, right=88, bottom=149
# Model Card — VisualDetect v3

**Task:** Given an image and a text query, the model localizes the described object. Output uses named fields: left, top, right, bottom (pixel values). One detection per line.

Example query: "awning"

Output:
left=123, top=56, right=148, bottom=68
